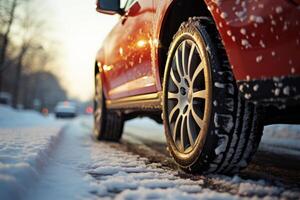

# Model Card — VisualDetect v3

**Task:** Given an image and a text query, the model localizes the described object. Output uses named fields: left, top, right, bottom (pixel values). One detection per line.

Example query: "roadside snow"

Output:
left=261, top=125, right=300, bottom=156
left=263, top=125, right=300, bottom=140
left=0, top=105, right=55, bottom=128
left=0, top=105, right=65, bottom=199
left=124, top=118, right=165, bottom=143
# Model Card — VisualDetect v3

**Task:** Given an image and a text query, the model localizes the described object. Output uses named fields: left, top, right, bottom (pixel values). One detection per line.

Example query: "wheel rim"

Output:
left=94, top=74, right=103, bottom=133
left=166, top=39, right=211, bottom=154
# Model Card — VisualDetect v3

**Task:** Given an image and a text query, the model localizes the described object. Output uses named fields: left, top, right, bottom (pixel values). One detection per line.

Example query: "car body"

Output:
left=54, top=101, right=77, bottom=118
left=94, top=0, right=300, bottom=174
left=97, top=0, right=299, bottom=104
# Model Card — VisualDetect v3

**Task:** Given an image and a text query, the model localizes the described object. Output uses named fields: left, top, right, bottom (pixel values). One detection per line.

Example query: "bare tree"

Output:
left=0, top=0, right=18, bottom=91
left=0, top=0, right=18, bottom=70
left=0, top=0, right=66, bottom=109
left=12, top=4, right=48, bottom=107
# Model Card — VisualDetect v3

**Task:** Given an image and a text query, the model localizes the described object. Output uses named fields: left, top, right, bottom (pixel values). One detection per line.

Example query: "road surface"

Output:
left=0, top=106, right=299, bottom=200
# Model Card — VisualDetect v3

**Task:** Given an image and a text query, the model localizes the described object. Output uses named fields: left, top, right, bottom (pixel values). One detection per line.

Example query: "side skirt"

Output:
left=106, top=92, right=162, bottom=111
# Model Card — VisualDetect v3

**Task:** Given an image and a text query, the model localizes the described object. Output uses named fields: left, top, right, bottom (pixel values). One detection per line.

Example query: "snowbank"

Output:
left=264, top=125, right=300, bottom=139
left=261, top=124, right=300, bottom=155
left=0, top=105, right=55, bottom=127
left=0, top=105, right=65, bottom=199
left=124, top=118, right=166, bottom=143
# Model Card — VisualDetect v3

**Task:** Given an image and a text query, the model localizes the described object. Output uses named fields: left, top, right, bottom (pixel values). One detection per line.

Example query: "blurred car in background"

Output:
left=54, top=101, right=77, bottom=118
left=0, top=92, right=12, bottom=106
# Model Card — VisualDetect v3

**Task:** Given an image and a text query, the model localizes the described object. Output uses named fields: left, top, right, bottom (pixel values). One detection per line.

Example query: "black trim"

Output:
left=237, top=75, right=300, bottom=103
left=264, top=104, right=300, bottom=125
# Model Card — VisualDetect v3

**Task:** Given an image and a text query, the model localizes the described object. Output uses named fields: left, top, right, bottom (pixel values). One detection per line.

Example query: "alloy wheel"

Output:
left=166, top=38, right=211, bottom=154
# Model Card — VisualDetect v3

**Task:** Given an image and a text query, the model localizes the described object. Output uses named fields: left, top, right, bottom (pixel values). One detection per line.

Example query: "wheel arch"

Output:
left=156, top=0, right=214, bottom=83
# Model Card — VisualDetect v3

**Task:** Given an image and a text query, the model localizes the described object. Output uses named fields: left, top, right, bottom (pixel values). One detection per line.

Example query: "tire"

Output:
left=162, top=17, right=263, bottom=174
left=94, top=72, right=124, bottom=141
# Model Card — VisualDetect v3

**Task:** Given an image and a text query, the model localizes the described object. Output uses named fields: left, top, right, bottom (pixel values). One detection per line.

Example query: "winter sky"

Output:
left=44, top=0, right=119, bottom=101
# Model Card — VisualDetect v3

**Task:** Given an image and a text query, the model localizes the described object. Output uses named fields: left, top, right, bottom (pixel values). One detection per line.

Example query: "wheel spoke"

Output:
left=193, top=89, right=206, bottom=99
left=170, top=68, right=180, bottom=87
left=175, top=50, right=183, bottom=78
left=180, top=115, right=187, bottom=150
left=168, top=104, right=179, bottom=122
left=182, top=41, right=188, bottom=76
left=191, top=106, right=204, bottom=129
left=191, top=61, right=205, bottom=85
left=168, top=91, right=179, bottom=100
left=187, top=109, right=195, bottom=146
left=173, top=115, right=182, bottom=141
left=187, top=43, right=196, bottom=77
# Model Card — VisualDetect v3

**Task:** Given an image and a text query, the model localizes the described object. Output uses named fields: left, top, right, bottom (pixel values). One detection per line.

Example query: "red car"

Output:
left=94, top=0, right=300, bottom=174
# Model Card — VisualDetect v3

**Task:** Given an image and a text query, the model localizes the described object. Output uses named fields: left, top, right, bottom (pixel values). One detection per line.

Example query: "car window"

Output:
left=120, top=0, right=127, bottom=8
left=121, top=0, right=137, bottom=10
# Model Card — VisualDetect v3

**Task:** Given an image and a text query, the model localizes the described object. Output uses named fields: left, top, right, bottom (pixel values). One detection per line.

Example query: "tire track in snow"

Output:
left=119, top=133, right=300, bottom=199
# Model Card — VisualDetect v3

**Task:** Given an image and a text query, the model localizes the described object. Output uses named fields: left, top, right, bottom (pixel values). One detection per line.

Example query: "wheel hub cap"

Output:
left=180, top=87, right=187, bottom=96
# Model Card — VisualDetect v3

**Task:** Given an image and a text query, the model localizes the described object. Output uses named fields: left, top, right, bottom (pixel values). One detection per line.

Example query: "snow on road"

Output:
left=26, top=117, right=300, bottom=200
left=0, top=105, right=65, bottom=199
left=25, top=118, right=237, bottom=200
left=261, top=125, right=300, bottom=155
left=1, top=106, right=300, bottom=200
left=85, top=137, right=300, bottom=200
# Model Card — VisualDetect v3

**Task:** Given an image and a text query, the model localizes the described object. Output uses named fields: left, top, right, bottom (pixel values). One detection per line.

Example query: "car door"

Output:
left=101, top=16, right=129, bottom=100
left=102, top=0, right=156, bottom=100
left=120, top=0, right=157, bottom=97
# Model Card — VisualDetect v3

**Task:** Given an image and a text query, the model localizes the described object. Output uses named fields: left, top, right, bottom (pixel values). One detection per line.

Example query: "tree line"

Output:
left=0, top=0, right=67, bottom=111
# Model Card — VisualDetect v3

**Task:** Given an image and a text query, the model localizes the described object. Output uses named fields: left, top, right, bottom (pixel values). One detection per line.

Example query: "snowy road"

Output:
left=1, top=105, right=300, bottom=199
left=23, top=118, right=300, bottom=199
left=123, top=120, right=300, bottom=187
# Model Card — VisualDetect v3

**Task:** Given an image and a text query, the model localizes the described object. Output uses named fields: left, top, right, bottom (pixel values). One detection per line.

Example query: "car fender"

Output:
left=153, top=0, right=300, bottom=82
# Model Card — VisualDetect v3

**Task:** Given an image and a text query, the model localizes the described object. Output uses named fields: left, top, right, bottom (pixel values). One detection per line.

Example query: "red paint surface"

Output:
left=203, top=0, right=300, bottom=80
